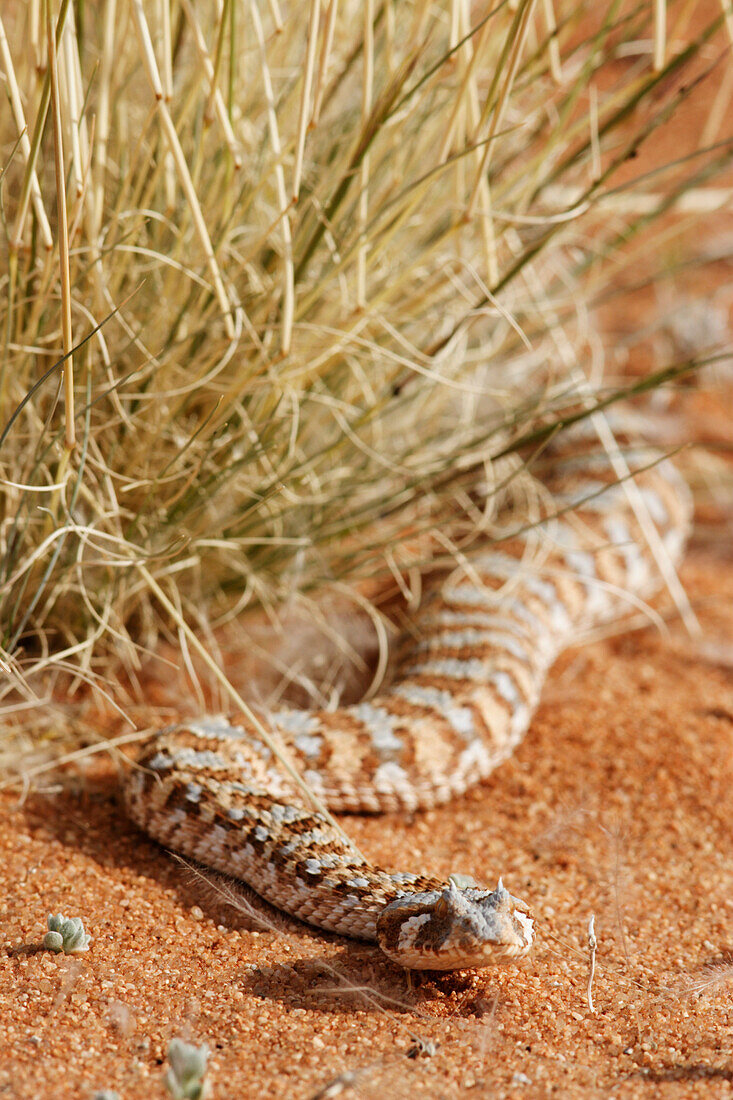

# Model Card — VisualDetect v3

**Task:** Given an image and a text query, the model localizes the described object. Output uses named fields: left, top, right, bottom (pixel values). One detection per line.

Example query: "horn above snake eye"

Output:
left=433, top=880, right=462, bottom=922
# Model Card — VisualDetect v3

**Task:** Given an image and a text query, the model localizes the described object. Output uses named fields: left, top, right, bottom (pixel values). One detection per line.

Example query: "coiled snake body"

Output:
left=124, top=422, right=691, bottom=970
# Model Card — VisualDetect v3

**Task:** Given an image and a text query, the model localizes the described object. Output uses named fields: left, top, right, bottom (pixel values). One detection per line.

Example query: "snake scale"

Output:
left=124, top=418, right=691, bottom=970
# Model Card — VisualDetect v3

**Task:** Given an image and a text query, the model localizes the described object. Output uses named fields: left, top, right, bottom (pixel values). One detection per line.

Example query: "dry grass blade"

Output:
left=0, top=13, right=52, bottom=250
left=46, top=1, right=74, bottom=452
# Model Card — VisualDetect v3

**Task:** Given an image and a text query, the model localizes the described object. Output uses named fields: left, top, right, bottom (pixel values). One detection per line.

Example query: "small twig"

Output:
left=587, top=914, right=597, bottom=1013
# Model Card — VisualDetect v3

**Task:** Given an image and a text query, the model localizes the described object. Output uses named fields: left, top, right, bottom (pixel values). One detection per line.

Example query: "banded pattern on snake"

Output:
left=124, top=420, right=692, bottom=969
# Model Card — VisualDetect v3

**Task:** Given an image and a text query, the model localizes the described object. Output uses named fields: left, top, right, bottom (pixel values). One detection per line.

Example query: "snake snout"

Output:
left=376, top=878, right=534, bottom=970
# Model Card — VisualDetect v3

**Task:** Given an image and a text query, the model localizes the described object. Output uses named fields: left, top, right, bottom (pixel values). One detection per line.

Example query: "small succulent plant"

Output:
left=43, top=913, right=91, bottom=955
left=164, top=1038, right=209, bottom=1100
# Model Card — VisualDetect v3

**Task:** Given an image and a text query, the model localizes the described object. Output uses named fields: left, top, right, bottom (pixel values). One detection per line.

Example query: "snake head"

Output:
left=376, top=878, right=534, bottom=970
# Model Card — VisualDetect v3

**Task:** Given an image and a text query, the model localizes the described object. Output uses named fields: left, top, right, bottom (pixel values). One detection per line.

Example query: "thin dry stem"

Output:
left=721, top=0, right=733, bottom=43
left=10, top=0, right=70, bottom=249
left=131, top=0, right=238, bottom=340
left=47, top=0, right=75, bottom=451
left=654, top=0, right=667, bottom=71
left=587, top=913, right=597, bottom=1013
left=0, top=12, right=53, bottom=248
left=466, top=0, right=538, bottom=221
left=311, top=0, right=339, bottom=127
left=180, top=0, right=242, bottom=169
left=358, top=0, right=375, bottom=308
left=249, top=0, right=294, bottom=353
left=266, top=0, right=283, bottom=34
left=541, top=0, right=562, bottom=83
left=60, top=7, right=83, bottom=199
left=589, top=84, right=601, bottom=182
left=293, top=0, right=320, bottom=202
left=91, top=0, right=116, bottom=236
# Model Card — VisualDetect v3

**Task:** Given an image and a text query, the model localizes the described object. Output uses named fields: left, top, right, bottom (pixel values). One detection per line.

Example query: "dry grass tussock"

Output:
left=1, top=1, right=732, bottom=751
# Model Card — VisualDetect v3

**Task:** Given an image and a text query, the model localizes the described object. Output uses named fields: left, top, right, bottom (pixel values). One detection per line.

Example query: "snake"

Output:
left=123, top=418, right=691, bottom=970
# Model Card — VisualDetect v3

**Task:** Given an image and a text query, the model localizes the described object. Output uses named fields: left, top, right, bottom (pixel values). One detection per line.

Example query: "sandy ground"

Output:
left=2, top=469, right=733, bottom=1098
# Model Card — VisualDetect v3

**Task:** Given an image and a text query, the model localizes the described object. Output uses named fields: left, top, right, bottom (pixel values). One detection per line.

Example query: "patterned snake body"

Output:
left=124, top=425, right=691, bottom=969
